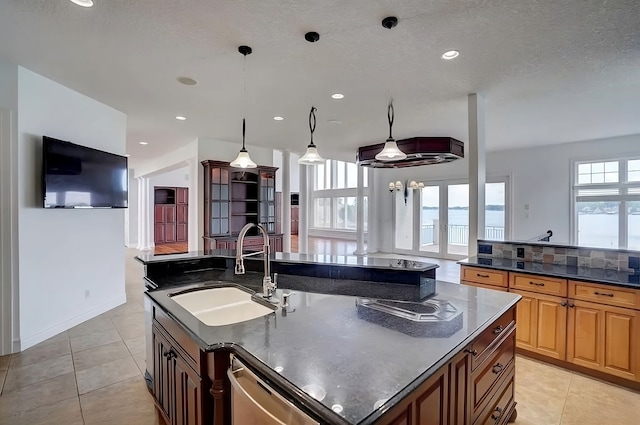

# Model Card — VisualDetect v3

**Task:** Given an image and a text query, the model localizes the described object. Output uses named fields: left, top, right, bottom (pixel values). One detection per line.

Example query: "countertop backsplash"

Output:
left=476, top=240, right=640, bottom=273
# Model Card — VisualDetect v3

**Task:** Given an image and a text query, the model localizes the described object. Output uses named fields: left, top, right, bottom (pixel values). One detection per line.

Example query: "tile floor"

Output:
left=0, top=250, right=638, bottom=424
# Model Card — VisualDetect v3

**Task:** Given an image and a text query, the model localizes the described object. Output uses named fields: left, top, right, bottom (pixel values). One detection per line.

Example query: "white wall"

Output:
left=150, top=166, right=189, bottom=188
left=371, top=134, right=640, bottom=253
left=17, top=67, right=127, bottom=350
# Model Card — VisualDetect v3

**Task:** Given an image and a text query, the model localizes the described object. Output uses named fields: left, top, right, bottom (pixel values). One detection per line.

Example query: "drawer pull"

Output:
left=492, top=363, right=504, bottom=374
left=594, top=291, right=614, bottom=297
left=491, top=406, right=504, bottom=422
left=493, top=325, right=504, bottom=335
left=464, top=348, right=478, bottom=356
left=529, top=281, right=545, bottom=287
left=477, top=273, right=490, bottom=278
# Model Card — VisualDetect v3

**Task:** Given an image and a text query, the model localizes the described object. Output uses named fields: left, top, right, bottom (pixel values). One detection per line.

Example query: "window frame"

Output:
left=570, top=156, right=640, bottom=249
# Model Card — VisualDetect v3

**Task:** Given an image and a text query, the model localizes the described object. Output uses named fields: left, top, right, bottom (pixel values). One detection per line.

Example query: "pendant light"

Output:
left=375, top=99, right=406, bottom=161
left=298, top=106, right=325, bottom=165
left=230, top=45, right=257, bottom=169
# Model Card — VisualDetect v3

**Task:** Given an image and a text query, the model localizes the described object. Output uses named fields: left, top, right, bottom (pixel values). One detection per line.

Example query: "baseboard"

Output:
left=18, top=292, right=126, bottom=351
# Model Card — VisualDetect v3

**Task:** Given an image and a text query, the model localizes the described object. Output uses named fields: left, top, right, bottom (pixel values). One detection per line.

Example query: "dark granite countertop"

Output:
left=136, top=250, right=437, bottom=272
left=461, top=257, right=640, bottom=289
left=145, top=273, right=520, bottom=425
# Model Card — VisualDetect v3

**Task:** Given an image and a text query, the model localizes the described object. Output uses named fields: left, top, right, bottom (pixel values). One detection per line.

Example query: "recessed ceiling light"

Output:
left=331, top=93, right=344, bottom=100
left=70, top=0, right=94, bottom=7
left=176, top=116, right=186, bottom=121
left=441, top=50, right=460, bottom=60
left=124, top=154, right=131, bottom=157
left=177, top=77, right=197, bottom=86
left=328, top=119, right=341, bottom=124
left=273, top=116, right=284, bottom=121
left=139, top=142, right=148, bottom=145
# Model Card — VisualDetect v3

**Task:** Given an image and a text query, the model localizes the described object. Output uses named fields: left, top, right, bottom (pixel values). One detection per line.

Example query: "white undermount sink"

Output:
left=170, top=286, right=275, bottom=326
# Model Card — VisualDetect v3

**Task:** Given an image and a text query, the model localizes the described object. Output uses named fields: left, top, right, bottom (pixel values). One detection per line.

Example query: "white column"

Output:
left=355, top=165, right=366, bottom=255
left=298, top=164, right=309, bottom=254
left=136, top=177, right=153, bottom=251
left=366, top=168, right=377, bottom=253
left=282, top=151, right=292, bottom=252
left=187, top=159, right=200, bottom=252
left=468, top=93, right=486, bottom=257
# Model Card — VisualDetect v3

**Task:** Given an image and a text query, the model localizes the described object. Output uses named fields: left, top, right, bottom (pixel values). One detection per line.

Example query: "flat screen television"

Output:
left=42, top=136, right=128, bottom=208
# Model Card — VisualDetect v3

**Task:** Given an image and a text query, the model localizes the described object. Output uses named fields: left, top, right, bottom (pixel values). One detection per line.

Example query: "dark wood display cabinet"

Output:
left=202, top=160, right=282, bottom=253
left=154, top=187, right=188, bottom=245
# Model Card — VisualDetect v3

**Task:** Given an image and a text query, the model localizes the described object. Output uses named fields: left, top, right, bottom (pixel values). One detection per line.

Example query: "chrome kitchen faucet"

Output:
left=235, top=223, right=278, bottom=301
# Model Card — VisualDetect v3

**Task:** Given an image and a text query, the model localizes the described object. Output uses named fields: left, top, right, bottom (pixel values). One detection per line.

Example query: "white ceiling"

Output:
left=1, top=0, right=639, bottom=162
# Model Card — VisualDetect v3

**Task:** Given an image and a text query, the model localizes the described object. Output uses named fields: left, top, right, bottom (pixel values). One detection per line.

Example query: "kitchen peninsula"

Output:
left=137, top=251, right=520, bottom=425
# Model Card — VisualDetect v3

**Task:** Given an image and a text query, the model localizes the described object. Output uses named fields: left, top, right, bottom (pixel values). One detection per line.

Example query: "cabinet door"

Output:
left=567, top=300, right=602, bottom=370
left=602, top=306, right=637, bottom=380
left=177, top=187, right=188, bottom=204
left=415, top=367, right=449, bottom=425
left=512, top=290, right=537, bottom=350
left=534, top=294, right=567, bottom=360
left=175, top=355, right=202, bottom=425
left=511, top=290, right=567, bottom=359
left=449, top=350, right=470, bottom=425
left=153, top=329, right=173, bottom=420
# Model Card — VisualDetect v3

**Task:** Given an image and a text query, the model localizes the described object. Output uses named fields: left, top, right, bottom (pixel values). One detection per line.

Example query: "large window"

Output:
left=311, top=160, right=368, bottom=231
left=573, top=158, right=640, bottom=249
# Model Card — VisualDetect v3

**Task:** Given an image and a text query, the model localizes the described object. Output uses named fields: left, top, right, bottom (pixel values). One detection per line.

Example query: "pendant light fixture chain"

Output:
left=308, top=106, right=317, bottom=146
left=387, top=100, right=394, bottom=139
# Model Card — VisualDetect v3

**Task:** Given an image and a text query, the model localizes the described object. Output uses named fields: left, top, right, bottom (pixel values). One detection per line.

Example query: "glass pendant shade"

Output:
left=375, top=138, right=407, bottom=161
left=299, top=145, right=325, bottom=165
left=230, top=148, right=257, bottom=169
left=375, top=100, right=406, bottom=161
left=298, top=106, right=325, bottom=165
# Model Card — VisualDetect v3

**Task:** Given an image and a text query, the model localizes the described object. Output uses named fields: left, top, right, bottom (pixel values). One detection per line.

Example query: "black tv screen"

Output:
left=42, top=136, right=128, bottom=208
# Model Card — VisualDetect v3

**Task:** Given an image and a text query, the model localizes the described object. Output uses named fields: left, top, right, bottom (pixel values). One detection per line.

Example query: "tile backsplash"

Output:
left=477, top=241, right=640, bottom=272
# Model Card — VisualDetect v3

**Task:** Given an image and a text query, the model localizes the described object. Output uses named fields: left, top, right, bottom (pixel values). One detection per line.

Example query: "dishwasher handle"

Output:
left=227, top=358, right=319, bottom=425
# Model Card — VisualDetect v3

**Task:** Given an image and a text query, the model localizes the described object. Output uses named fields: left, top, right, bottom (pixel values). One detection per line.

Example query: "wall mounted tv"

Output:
left=42, top=136, right=128, bottom=208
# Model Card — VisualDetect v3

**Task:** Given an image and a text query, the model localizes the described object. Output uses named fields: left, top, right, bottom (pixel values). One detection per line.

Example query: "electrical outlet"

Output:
left=85, top=290, right=90, bottom=299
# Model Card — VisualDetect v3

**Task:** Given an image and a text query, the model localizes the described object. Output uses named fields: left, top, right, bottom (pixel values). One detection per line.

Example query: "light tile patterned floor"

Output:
left=0, top=249, right=638, bottom=424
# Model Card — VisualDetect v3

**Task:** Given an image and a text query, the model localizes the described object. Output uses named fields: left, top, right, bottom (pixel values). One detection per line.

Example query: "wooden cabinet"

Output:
left=377, top=307, right=517, bottom=425
left=202, top=160, right=282, bottom=252
left=461, top=264, right=640, bottom=387
left=567, top=299, right=638, bottom=381
left=152, top=324, right=203, bottom=425
left=510, top=290, right=567, bottom=360
left=461, top=266, right=508, bottom=288
left=154, top=187, right=188, bottom=245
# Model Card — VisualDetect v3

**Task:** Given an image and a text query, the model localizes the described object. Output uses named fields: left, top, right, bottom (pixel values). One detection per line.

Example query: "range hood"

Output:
left=356, top=137, right=464, bottom=168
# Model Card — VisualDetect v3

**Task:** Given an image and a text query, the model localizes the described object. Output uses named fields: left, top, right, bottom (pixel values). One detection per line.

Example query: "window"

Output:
left=311, top=160, right=368, bottom=231
left=573, top=158, right=640, bottom=249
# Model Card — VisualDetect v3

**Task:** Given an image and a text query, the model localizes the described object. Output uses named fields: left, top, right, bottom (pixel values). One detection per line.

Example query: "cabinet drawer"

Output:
left=470, top=309, right=515, bottom=371
left=569, top=280, right=639, bottom=310
left=153, top=305, right=201, bottom=372
left=473, top=365, right=515, bottom=425
left=471, top=331, right=515, bottom=413
left=461, top=266, right=508, bottom=288
left=510, top=272, right=567, bottom=297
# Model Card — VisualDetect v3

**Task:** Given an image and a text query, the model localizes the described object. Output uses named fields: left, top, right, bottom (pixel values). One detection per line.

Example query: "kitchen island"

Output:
left=140, top=253, right=520, bottom=425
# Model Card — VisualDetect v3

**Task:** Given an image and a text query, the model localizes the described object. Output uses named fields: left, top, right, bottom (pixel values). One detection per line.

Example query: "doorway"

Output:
left=395, top=179, right=508, bottom=260
left=154, top=186, right=188, bottom=254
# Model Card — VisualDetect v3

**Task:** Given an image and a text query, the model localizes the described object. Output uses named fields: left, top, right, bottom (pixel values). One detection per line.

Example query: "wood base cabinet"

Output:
left=460, top=265, right=640, bottom=388
left=567, top=299, right=638, bottom=381
left=377, top=308, right=517, bottom=425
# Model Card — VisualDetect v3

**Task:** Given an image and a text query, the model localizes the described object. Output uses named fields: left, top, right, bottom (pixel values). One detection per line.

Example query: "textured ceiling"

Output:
left=1, top=0, right=639, bottom=161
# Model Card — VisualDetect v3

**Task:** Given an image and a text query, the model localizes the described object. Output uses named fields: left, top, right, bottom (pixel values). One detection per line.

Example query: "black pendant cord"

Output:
left=387, top=100, right=395, bottom=140
left=241, top=118, right=247, bottom=152
left=308, top=106, right=317, bottom=147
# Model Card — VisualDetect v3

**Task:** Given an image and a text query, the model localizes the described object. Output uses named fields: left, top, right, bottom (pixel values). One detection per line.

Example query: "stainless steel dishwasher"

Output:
left=228, top=356, right=320, bottom=425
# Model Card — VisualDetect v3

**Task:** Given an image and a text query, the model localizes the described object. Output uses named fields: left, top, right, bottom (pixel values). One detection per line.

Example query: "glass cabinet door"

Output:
left=211, top=167, right=230, bottom=235
left=260, top=171, right=276, bottom=233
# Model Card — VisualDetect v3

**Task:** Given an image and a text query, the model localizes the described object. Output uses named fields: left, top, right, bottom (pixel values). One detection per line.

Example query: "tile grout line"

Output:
left=557, top=371, right=574, bottom=425
left=69, top=347, right=87, bottom=425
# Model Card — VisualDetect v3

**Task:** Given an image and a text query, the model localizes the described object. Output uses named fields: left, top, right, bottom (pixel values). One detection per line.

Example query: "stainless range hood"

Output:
left=356, top=137, right=464, bottom=168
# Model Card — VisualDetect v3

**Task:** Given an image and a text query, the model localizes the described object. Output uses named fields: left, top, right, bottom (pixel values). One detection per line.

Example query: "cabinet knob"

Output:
left=561, top=301, right=568, bottom=307
left=491, top=406, right=504, bottom=422
left=492, top=363, right=504, bottom=374
left=464, top=348, right=478, bottom=356
left=492, top=325, right=504, bottom=335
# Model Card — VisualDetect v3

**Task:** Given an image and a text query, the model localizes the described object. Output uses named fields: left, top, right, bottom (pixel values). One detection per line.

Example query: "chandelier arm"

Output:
left=388, top=100, right=394, bottom=139
left=309, top=106, right=317, bottom=146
